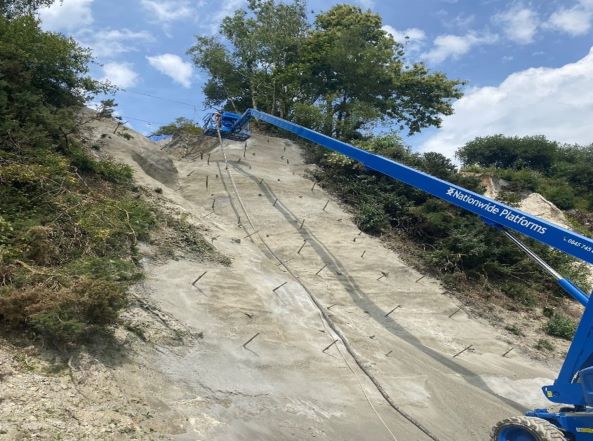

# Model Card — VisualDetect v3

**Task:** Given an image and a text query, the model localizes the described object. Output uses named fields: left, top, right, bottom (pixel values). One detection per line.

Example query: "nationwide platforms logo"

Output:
left=445, top=187, right=547, bottom=235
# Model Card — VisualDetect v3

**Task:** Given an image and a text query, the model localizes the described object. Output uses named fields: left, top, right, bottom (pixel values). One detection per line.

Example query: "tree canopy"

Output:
left=154, top=117, right=203, bottom=137
left=457, top=134, right=593, bottom=210
left=189, top=1, right=463, bottom=140
left=456, top=135, right=559, bottom=172
left=0, top=14, right=108, bottom=150
left=0, top=0, right=56, bottom=17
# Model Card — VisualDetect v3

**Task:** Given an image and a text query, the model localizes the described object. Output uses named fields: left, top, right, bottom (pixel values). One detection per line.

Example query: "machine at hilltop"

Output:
left=205, top=108, right=593, bottom=441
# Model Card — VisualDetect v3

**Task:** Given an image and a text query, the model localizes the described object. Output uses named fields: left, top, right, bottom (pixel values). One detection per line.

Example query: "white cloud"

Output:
left=79, top=29, right=154, bottom=58
left=420, top=48, right=593, bottom=157
left=38, top=0, right=93, bottom=32
left=545, top=1, right=593, bottom=36
left=140, top=0, right=193, bottom=23
left=422, top=32, right=498, bottom=64
left=101, top=62, right=139, bottom=88
left=146, top=54, right=193, bottom=88
left=382, top=25, right=426, bottom=52
left=494, top=6, right=539, bottom=44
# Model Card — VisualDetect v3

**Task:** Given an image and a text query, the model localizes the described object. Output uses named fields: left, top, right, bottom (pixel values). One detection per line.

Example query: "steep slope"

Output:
left=83, top=118, right=559, bottom=441
left=2, top=116, right=560, bottom=440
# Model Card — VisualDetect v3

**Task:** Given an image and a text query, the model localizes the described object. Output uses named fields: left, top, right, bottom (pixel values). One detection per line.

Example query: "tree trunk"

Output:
left=250, top=79, right=258, bottom=110
left=270, top=78, right=276, bottom=115
left=323, top=97, right=334, bottom=135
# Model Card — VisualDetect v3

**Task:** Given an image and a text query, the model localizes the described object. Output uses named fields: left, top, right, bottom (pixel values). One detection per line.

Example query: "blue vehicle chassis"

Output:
left=210, top=108, right=593, bottom=439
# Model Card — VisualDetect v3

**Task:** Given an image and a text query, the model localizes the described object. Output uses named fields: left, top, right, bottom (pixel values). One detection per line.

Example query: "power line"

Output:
left=118, top=88, right=198, bottom=109
left=118, top=115, right=170, bottom=127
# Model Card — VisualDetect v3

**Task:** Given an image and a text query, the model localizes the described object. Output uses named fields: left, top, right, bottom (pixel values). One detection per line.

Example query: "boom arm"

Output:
left=232, top=109, right=593, bottom=268
left=226, top=108, right=593, bottom=406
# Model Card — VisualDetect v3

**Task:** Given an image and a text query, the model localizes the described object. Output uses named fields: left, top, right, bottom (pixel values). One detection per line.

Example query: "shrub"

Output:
left=355, top=200, right=390, bottom=234
left=540, top=180, right=576, bottom=210
left=535, top=338, right=555, bottom=352
left=501, top=283, right=537, bottom=308
left=546, top=313, right=577, bottom=340
left=0, top=279, right=126, bottom=343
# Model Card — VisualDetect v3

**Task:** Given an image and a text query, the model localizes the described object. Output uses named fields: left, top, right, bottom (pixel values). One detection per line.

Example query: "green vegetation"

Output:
left=0, top=0, right=54, bottom=17
left=458, top=135, right=593, bottom=212
left=0, top=11, right=140, bottom=344
left=546, top=313, right=577, bottom=340
left=0, top=7, right=221, bottom=346
left=192, top=1, right=591, bottom=338
left=189, top=0, right=463, bottom=138
left=153, top=117, right=203, bottom=137
left=310, top=134, right=591, bottom=321
left=535, top=338, right=555, bottom=352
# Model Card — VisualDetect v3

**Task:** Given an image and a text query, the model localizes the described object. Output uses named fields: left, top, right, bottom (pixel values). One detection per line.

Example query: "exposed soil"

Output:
left=0, top=118, right=567, bottom=441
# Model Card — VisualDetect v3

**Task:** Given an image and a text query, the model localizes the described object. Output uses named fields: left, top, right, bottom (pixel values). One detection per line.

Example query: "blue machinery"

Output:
left=207, top=109, right=593, bottom=440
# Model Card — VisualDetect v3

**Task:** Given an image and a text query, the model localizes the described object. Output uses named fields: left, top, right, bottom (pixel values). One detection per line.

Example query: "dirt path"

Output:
left=93, top=128, right=556, bottom=441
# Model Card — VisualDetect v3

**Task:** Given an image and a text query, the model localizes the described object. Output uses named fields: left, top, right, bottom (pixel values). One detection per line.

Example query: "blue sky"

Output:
left=38, top=0, right=593, bottom=157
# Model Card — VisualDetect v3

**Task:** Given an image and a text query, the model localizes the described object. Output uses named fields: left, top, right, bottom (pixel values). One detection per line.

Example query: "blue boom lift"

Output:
left=205, top=108, right=593, bottom=440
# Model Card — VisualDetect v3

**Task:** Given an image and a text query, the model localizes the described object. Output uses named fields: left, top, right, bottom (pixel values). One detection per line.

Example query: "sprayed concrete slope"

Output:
left=95, top=121, right=557, bottom=441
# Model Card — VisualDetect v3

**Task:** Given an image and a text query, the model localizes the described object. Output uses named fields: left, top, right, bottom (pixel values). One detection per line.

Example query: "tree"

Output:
left=299, top=5, right=463, bottom=139
left=189, top=2, right=463, bottom=140
left=0, top=14, right=108, bottom=150
left=0, top=0, right=56, bottom=17
left=188, top=0, right=308, bottom=116
left=154, top=117, right=203, bottom=137
left=456, top=135, right=559, bottom=172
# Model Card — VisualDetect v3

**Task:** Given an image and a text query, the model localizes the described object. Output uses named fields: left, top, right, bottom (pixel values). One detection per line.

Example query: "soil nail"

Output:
left=502, top=347, right=514, bottom=357
left=361, top=250, right=366, bottom=259
left=322, top=339, right=339, bottom=353
left=377, top=271, right=388, bottom=281
left=385, top=350, right=393, bottom=357
left=311, top=182, right=316, bottom=191
left=315, top=264, right=328, bottom=276
left=242, top=332, right=260, bottom=349
left=243, top=230, right=259, bottom=239
left=273, top=281, right=287, bottom=293
left=415, top=275, right=426, bottom=283
left=384, top=305, right=401, bottom=318
left=322, top=200, right=329, bottom=211
left=448, top=308, right=461, bottom=319
left=297, top=240, right=307, bottom=254
left=453, top=345, right=473, bottom=358
left=192, top=271, right=208, bottom=286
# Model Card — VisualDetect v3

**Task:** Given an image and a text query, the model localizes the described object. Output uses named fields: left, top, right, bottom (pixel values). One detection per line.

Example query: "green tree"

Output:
left=456, top=135, right=559, bottom=172
left=300, top=4, right=463, bottom=139
left=189, top=2, right=463, bottom=139
left=0, top=14, right=108, bottom=150
left=189, top=0, right=308, bottom=116
left=0, top=0, right=55, bottom=17
left=154, top=117, right=203, bottom=137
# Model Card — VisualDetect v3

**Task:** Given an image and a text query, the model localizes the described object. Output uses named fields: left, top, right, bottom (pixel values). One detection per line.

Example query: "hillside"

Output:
left=1, top=117, right=564, bottom=440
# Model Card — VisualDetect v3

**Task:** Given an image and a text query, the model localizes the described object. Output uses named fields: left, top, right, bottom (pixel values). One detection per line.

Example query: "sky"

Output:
left=37, top=0, right=593, bottom=158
